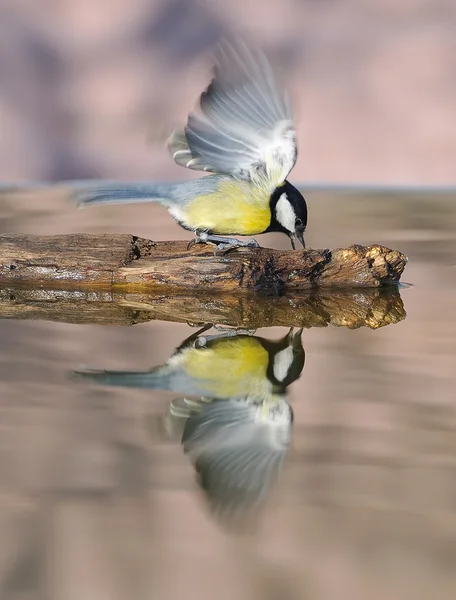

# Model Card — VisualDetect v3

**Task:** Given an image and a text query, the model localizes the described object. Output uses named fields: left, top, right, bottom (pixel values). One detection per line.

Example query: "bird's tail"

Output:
left=71, top=366, right=174, bottom=389
left=71, top=365, right=215, bottom=397
left=70, top=181, right=177, bottom=208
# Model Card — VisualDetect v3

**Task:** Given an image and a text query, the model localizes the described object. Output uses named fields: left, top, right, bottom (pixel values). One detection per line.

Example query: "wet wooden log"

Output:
left=0, top=234, right=407, bottom=293
left=0, top=286, right=406, bottom=329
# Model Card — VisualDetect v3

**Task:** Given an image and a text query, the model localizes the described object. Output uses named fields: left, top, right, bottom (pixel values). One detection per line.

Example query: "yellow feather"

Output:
left=184, top=180, right=272, bottom=235
left=182, top=337, right=270, bottom=397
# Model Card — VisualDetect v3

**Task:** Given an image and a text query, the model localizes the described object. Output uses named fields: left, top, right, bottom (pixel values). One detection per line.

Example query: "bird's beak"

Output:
left=286, top=327, right=295, bottom=343
left=285, top=327, right=303, bottom=348
left=289, top=230, right=306, bottom=249
left=296, top=229, right=306, bottom=248
left=293, top=328, right=304, bottom=349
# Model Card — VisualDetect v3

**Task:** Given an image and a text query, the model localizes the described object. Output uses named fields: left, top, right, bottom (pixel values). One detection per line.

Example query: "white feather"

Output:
left=167, top=204, right=188, bottom=224
left=168, top=42, right=298, bottom=188
left=272, top=346, right=294, bottom=382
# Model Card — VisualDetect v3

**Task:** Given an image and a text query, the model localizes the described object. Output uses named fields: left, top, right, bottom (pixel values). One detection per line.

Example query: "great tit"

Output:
left=72, top=325, right=305, bottom=399
left=73, top=41, right=308, bottom=252
left=73, top=326, right=305, bottom=523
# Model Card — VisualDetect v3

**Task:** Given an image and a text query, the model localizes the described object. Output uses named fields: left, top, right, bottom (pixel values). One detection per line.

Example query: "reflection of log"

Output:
left=0, top=286, right=406, bottom=329
left=0, top=234, right=407, bottom=292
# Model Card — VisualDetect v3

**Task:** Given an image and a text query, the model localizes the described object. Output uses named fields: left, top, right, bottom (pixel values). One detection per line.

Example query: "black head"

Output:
left=263, top=327, right=306, bottom=389
left=267, top=181, right=308, bottom=249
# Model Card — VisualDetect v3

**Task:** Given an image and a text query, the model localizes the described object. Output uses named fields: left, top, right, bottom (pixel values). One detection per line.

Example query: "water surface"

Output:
left=0, top=186, right=455, bottom=599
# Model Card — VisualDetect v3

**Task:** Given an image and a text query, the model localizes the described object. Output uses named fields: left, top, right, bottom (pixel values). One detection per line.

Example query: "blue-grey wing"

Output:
left=182, top=396, right=292, bottom=521
left=168, top=40, right=297, bottom=188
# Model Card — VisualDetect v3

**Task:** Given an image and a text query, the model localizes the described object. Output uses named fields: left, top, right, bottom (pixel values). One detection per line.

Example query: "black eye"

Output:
left=295, top=218, right=303, bottom=227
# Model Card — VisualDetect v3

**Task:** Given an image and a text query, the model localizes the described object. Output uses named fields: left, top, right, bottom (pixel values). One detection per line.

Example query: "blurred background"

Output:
left=0, top=0, right=455, bottom=185
left=1, top=2, right=456, bottom=600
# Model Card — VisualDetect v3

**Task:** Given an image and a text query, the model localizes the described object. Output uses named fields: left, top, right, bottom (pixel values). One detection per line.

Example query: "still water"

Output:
left=0, top=186, right=455, bottom=599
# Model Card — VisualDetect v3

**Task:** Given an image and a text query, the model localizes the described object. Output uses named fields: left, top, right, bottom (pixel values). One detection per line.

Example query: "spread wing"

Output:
left=182, top=396, right=292, bottom=523
left=168, top=40, right=297, bottom=188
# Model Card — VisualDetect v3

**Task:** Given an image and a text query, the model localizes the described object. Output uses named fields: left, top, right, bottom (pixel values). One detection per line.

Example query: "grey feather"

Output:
left=72, top=358, right=249, bottom=399
left=72, top=366, right=176, bottom=389
left=168, top=40, right=297, bottom=186
left=69, top=176, right=224, bottom=210
left=70, top=181, right=177, bottom=208
left=182, top=397, right=292, bottom=520
left=167, top=132, right=218, bottom=173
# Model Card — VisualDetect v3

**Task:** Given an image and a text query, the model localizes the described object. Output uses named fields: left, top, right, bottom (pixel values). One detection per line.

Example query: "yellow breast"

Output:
left=183, top=337, right=270, bottom=398
left=184, top=180, right=272, bottom=235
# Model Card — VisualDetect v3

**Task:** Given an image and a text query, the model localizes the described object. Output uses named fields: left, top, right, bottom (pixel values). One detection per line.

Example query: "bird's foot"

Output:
left=214, top=238, right=259, bottom=256
left=213, top=325, right=256, bottom=336
left=186, top=321, right=210, bottom=329
left=194, top=328, right=256, bottom=348
left=188, top=232, right=260, bottom=256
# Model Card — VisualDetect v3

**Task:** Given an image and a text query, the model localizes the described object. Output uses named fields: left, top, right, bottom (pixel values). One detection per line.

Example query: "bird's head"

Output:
left=268, top=181, right=308, bottom=249
left=264, top=327, right=305, bottom=389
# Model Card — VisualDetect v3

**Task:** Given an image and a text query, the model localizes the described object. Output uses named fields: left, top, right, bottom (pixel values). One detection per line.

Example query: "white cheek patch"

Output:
left=273, top=346, right=294, bottom=382
left=275, top=193, right=296, bottom=233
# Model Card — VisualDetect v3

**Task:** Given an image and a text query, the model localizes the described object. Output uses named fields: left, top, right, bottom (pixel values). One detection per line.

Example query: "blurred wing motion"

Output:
left=180, top=395, right=293, bottom=522
left=168, top=40, right=297, bottom=188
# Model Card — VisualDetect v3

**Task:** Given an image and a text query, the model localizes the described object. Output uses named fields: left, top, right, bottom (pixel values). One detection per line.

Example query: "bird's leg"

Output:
left=194, top=328, right=256, bottom=349
left=172, top=323, right=213, bottom=355
left=213, top=237, right=260, bottom=256
left=188, top=231, right=259, bottom=255
left=213, top=325, right=256, bottom=336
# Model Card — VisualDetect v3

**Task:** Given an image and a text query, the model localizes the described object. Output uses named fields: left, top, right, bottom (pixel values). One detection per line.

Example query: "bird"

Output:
left=72, top=39, right=308, bottom=253
left=72, top=325, right=305, bottom=400
left=73, top=325, right=305, bottom=523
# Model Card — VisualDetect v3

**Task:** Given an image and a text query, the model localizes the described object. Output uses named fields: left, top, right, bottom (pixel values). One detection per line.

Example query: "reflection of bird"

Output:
left=72, top=40, right=307, bottom=252
left=167, top=393, right=293, bottom=523
left=73, top=326, right=305, bottom=399
left=73, top=326, right=305, bottom=525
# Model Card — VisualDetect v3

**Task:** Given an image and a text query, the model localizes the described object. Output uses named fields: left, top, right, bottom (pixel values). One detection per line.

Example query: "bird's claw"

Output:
left=188, top=233, right=260, bottom=256
left=194, top=328, right=256, bottom=347
left=186, top=321, right=209, bottom=328
left=213, top=325, right=256, bottom=336
left=188, top=231, right=210, bottom=251
left=213, top=238, right=260, bottom=256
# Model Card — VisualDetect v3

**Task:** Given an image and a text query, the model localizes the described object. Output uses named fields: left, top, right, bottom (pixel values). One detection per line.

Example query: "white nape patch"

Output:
left=275, top=193, right=296, bottom=233
left=273, top=346, right=294, bottom=382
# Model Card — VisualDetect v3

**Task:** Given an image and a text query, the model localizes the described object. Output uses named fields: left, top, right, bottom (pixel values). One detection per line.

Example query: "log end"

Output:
left=317, top=244, right=408, bottom=288
left=364, top=244, right=408, bottom=283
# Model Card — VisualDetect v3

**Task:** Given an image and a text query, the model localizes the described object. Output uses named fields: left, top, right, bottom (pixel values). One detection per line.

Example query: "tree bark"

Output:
left=0, top=286, right=406, bottom=330
left=0, top=234, right=407, bottom=293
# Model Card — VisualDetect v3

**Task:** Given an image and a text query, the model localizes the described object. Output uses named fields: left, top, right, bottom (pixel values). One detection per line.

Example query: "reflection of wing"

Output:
left=168, top=40, right=297, bottom=188
left=182, top=396, right=293, bottom=522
